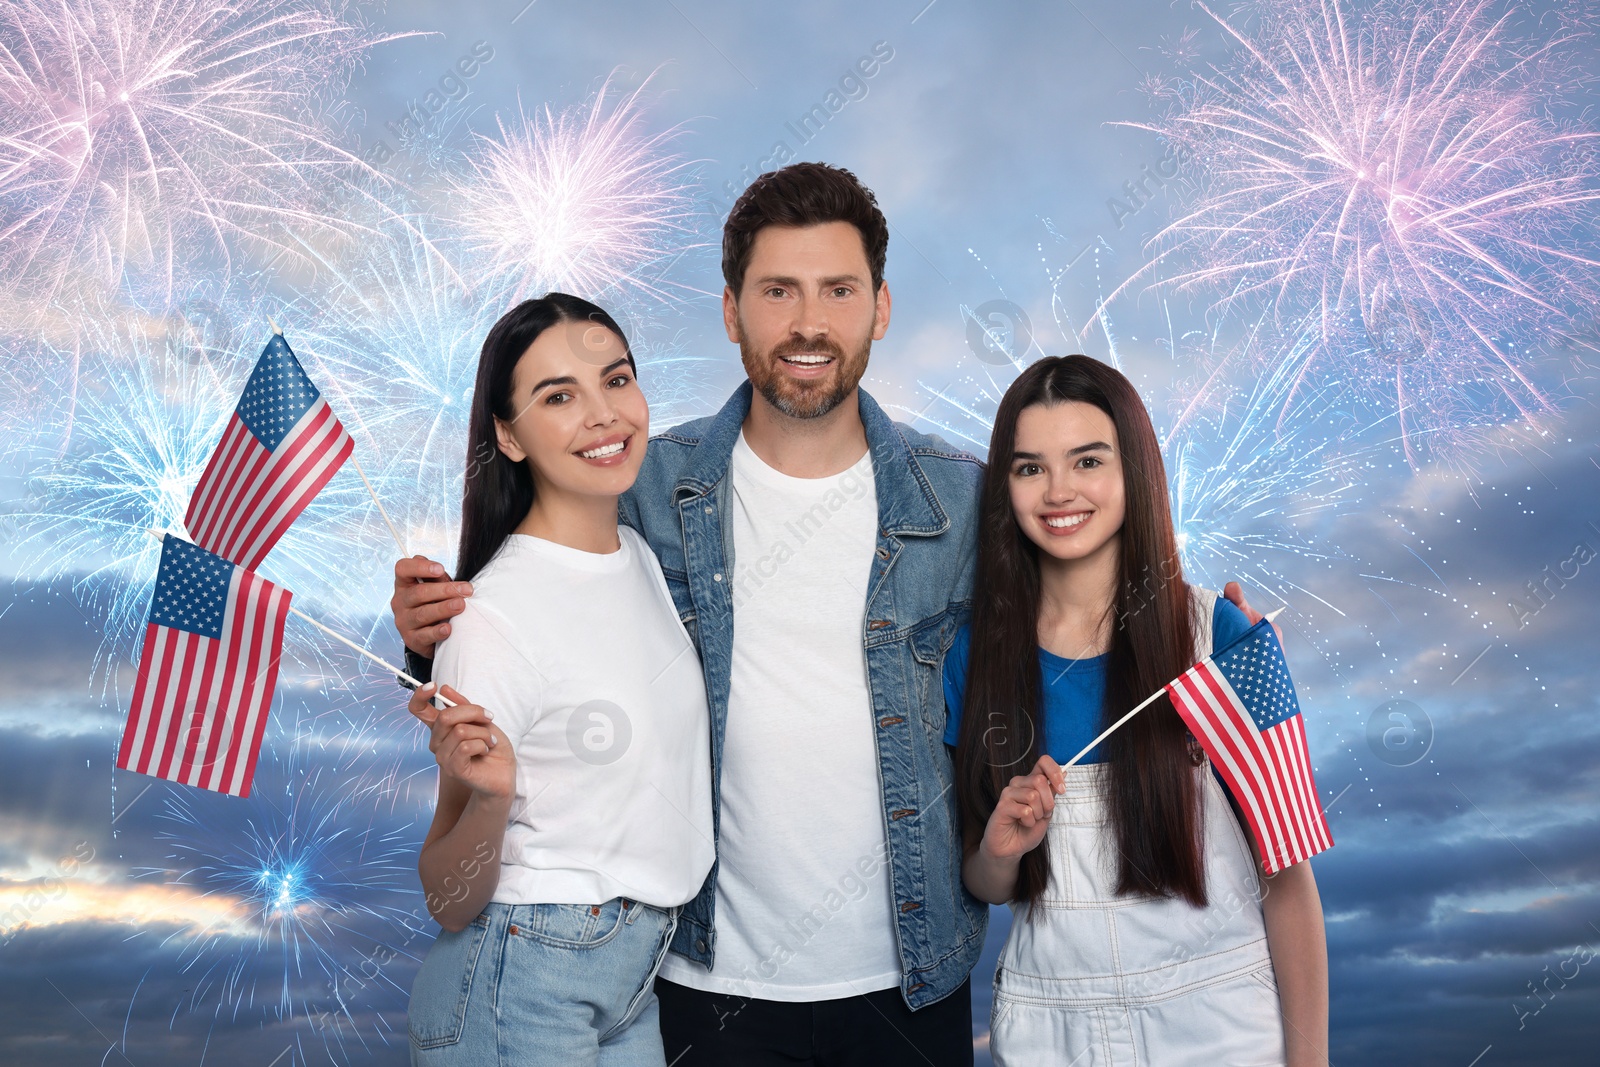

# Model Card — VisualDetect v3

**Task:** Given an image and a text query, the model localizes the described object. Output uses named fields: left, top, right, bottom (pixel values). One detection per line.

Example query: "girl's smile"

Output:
left=1038, top=509, right=1093, bottom=534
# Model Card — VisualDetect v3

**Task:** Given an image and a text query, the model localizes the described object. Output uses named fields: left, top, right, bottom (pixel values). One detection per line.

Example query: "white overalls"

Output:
left=988, top=587, right=1288, bottom=1067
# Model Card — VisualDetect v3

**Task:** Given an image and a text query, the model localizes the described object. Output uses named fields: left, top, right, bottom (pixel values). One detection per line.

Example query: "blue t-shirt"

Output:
left=942, top=596, right=1253, bottom=764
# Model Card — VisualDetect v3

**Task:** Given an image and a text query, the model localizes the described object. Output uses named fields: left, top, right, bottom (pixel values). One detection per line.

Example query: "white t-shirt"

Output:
left=432, top=526, right=714, bottom=909
left=657, top=431, right=901, bottom=1001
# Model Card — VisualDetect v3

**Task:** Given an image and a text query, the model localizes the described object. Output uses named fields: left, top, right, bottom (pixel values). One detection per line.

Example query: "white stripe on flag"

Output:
left=189, top=418, right=264, bottom=547
left=1278, top=718, right=1320, bottom=856
left=1286, top=716, right=1332, bottom=852
left=228, top=403, right=350, bottom=568
left=147, top=630, right=200, bottom=781
left=222, top=574, right=279, bottom=796
left=1171, top=668, right=1283, bottom=865
left=1262, top=722, right=1312, bottom=864
left=122, top=625, right=172, bottom=773
left=184, top=567, right=245, bottom=790
left=1183, top=665, right=1292, bottom=864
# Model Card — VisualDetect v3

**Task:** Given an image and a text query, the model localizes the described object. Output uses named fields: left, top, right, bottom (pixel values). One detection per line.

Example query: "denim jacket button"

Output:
left=713, top=573, right=723, bottom=582
left=696, top=938, right=708, bottom=952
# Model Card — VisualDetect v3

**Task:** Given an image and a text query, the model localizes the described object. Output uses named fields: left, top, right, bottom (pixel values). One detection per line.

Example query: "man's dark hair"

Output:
left=721, top=162, right=889, bottom=296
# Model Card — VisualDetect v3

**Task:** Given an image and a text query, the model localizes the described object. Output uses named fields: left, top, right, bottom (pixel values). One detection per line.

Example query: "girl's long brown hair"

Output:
left=954, top=355, right=1207, bottom=909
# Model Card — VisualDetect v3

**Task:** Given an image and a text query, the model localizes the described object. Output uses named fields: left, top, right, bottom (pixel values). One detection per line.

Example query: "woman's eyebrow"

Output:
left=528, top=357, right=630, bottom=395
left=529, top=374, right=577, bottom=394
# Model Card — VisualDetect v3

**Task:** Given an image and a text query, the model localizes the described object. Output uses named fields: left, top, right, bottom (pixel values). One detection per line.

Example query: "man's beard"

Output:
left=740, top=332, right=871, bottom=420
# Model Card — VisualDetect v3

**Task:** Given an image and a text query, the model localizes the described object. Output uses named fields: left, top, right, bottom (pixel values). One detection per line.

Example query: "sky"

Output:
left=2, top=0, right=1598, bottom=1064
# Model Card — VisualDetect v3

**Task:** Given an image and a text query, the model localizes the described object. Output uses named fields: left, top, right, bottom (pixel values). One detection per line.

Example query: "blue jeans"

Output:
left=409, top=898, right=681, bottom=1067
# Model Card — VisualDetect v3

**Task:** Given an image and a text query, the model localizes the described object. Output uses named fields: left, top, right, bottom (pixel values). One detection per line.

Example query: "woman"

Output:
left=404, top=294, right=714, bottom=1066
left=947, top=356, right=1329, bottom=1066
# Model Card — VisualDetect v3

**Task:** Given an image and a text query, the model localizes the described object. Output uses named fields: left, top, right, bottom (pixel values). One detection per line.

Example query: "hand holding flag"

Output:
left=116, top=325, right=427, bottom=797
left=118, top=532, right=451, bottom=796
left=1164, top=619, right=1334, bottom=874
left=1061, top=608, right=1333, bottom=874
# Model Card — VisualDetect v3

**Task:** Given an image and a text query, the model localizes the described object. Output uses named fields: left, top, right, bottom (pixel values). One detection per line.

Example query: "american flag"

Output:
left=117, top=535, right=291, bottom=797
left=1165, top=619, right=1334, bottom=874
left=185, top=334, right=352, bottom=570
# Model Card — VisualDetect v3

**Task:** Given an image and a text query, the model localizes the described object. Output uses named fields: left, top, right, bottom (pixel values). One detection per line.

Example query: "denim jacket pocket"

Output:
left=516, top=900, right=631, bottom=949
left=908, top=610, right=958, bottom=730
left=408, top=913, right=491, bottom=1049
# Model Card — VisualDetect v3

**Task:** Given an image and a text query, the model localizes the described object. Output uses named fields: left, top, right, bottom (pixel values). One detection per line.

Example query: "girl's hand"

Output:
left=980, top=755, right=1066, bottom=862
left=426, top=690, right=515, bottom=802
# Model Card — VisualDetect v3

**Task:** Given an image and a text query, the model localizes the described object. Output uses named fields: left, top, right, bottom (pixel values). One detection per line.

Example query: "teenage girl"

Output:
left=947, top=355, right=1329, bottom=1066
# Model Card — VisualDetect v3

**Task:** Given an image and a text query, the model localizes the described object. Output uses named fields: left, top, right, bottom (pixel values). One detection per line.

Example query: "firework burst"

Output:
left=1166, top=327, right=1380, bottom=611
left=1115, top=0, right=1600, bottom=464
left=286, top=219, right=505, bottom=568
left=449, top=75, right=702, bottom=305
left=138, top=723, right=430, bottom=1063
left=6, top=315, right=380, bottom=672
left=0, top=0, right=392, bottom=308
left=7, top=325, right=233, bottom=669
left=288, top=209, right=722, bottom=572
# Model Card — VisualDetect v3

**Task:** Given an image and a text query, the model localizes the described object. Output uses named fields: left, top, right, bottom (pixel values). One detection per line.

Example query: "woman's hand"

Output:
left=979, top=755, right=1066, bottom=862
left=407, top=680, right=456, bottom=728
left=424, top=686, right=515, bottom=802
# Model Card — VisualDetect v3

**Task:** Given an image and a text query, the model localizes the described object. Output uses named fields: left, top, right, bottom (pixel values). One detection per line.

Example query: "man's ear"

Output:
left=723, top=285, right=742, bottom=343
left=493, top=417, right=526, bottom=463
left=872, top=280, right=892, bottom=341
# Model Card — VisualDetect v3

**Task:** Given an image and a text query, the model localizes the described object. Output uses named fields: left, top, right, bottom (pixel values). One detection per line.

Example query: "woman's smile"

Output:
left=575, top=432, right=633, bottom=466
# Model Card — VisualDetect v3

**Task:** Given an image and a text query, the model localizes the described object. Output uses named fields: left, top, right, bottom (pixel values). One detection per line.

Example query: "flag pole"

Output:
left=1061, top=608, right=1285, bottom=769
left=1062, top=689, right=1164, bottom=769
left=146, top=530, right=452, bottom=706
left=284, top=604, right=449, bottom=703
left=350, top=455, right=409, bottom=557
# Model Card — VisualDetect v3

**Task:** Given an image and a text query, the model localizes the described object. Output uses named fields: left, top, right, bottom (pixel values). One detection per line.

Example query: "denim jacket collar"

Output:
left=671, top=380, right=950, bottom=538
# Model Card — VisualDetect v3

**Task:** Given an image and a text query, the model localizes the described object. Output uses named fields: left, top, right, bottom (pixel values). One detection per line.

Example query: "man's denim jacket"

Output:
left=409, top=382, right=987, bottom=1010
left=620, top=382, right=986, bottom=1010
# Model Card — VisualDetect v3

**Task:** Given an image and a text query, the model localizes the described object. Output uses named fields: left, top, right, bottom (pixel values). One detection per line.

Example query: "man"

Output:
left=391, top=162, right=1272, bottom=1064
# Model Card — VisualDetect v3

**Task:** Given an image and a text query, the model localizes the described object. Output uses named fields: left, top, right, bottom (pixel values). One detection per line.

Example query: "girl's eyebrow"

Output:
left=1013, top=441, right=1112, bottom=461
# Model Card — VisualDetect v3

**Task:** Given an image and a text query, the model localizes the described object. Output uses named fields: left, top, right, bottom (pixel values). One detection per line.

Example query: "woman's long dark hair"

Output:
left=455, top=293, right=635, bottom=584
left=954, top=355, right=1206, bottom=909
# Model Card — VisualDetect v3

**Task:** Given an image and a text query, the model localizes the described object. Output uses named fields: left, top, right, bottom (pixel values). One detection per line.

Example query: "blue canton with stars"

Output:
left=1209, top=620, right=1301, bottom=730
left=149, top=537, right=235, bottom=640
left=237, top=335, right=321, bottom=452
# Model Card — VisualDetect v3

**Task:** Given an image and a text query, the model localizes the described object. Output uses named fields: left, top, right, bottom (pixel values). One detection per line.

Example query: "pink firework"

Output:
left=1116, top=0, right=1600, bottom=464
left=451, top=75, right=701, bottom=304
left=0, top=0, right=388, bottom=306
